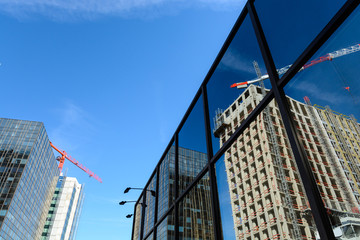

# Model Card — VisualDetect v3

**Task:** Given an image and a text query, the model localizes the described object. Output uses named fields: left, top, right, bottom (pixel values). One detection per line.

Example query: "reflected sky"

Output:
left=215, top=157, right=236, bottom=240
left=285, top=5, right=360, bottom=120
left=255, top=0, right=347, bottom=70
left=207, top=15, right=268, bottom=154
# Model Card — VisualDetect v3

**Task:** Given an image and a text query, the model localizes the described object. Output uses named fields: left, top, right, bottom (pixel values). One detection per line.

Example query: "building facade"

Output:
left=214, top=85, right=360, bottom=239
left=312, top=104, right=360, bottom=206
left=0, top=118, right=59, bottom=239
left=130, top=1, right=360, bottom=239
left=41, top=175, right=84, bottom=240
left=135, top=147, right=213, bottom=240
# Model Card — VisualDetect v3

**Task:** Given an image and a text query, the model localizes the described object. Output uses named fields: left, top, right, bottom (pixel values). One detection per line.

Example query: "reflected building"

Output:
left=41, top=175, right=84, bottom=240
left=311, top=103, right=360, bottom=206
left=0, top=118, right=59, bottom=239
left=214, top=85, right=360, bottom=240
left=137, top=146, right=213, bottom=240
left=177, top=147, right=213, bottom=240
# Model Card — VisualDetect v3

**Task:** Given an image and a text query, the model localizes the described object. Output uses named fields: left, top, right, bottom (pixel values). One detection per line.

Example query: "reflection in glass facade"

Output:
left=144, top=175, right=157, bottom=236
left=0, top=118, right=59, bottom=239
left=133, top=196, right=143, bottom=240
left=214, top=85, right=360, bottom=239
left=312, top=105, right=360, bottom=206
left=152, top=147, right=212, bottom=240
left=131, top=1, right=360, bottom=239
left=179, top=173, right=213, bottom=240
left=158, top=148, right=175, bottom=220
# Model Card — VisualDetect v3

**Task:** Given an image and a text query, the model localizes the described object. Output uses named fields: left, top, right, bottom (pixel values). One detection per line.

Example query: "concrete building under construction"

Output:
left=213, top=85, right=360, bottom=240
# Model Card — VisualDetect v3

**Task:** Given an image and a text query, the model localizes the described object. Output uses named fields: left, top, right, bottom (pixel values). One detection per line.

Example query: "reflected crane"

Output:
left=231, top=43, right=360, bottom=89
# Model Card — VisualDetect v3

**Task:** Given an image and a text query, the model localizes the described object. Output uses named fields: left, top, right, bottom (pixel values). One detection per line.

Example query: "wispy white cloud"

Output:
left=50, top=101, right=97, bottom=151
left=0, top=0, right=245, bottom=20
left=220, top=49, right=256, bottom=74
left=291, top=80, right=347, bottom=105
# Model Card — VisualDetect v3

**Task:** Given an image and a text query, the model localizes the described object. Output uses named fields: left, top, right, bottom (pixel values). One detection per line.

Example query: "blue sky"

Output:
left=1, top=0, right=360, bottom=239
left=0, top=1, right=246, bottom=239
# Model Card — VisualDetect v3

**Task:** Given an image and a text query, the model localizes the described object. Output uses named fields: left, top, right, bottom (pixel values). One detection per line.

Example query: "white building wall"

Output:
left=49, top=177, right=83, bottom=240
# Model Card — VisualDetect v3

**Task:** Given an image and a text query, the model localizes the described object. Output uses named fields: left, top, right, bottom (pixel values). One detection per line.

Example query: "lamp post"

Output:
left=119, top=200, right=147, bottom=207
left=124, top=187, right=155, bottom=197
left=119, top=200, right=147, bottom=221
left=122, top=187, right=153, bottom=239
left=119, top=200, right=137, bottom=205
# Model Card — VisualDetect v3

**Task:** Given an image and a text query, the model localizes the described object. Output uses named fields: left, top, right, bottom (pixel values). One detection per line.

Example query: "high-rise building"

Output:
left=0, top=118, right=59, bottom=239
left=41, top=175, right=84, bottom=240
left=311, top=103, right=360, bottom=206
left=214, top=85, right=360, bottom=239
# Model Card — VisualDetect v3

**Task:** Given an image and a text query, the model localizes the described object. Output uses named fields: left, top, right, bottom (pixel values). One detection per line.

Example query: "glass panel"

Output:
left=215, top=156, right=236, bottom=240
left=179, top=172, right=214, bottom=240
left=284, top=5, right=360, bottom=238
left=178, top=95, right=208, bottom=194
left=215, top=95, right=320, bottom=239
left=133, top=196, right=143, bottom=240
left=255, top=0, right=346, bottom=73
left=158, top=143, right=176, bottom=219
left=156, top=210, right=175, bottom=240
left=207, top=15, right=268, bottom=155
left=144, top=175, right=157, bottom=236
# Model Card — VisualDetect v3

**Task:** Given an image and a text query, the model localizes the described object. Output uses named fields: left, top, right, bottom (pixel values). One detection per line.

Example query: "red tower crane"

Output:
left=49, top=141, right=102, bottom=183
left=231, top=43, right=360, bottom=89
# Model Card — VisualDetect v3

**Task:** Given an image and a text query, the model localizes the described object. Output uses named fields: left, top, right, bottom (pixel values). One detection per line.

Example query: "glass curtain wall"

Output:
left=132, top=0, right=360, bottom=239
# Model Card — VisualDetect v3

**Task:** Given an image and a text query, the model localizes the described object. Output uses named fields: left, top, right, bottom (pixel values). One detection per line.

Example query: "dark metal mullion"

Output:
left=247, top=1, right=336, bottom=239
left=278, top=0, right=360, bottom=88
left=153, top=164, right=160, bottom=239
left=174, top=134, right=179, bottom=240
left=152, top=204, right=175, bottom=232
left=202, top=85, right=222, bottom=239
left=131, top=203, right=136, bottom=240
left=140, top=191, right=147, bottom=240
left=143, top=229, right=154, bottom=240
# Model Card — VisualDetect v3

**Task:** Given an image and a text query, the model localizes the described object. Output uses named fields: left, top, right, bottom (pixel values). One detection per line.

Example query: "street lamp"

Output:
left=119, top=200, right=137, bottom=205
left=119, top=200, right=146, bottom=207
left=124, top=187, right=156, bottom=197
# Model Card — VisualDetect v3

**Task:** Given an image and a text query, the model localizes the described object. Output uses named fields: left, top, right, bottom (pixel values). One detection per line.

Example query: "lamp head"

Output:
left=119, top=201, right=126, bottom=205
left=126, top=214, right=133, bottom=218
left=124, top=187, right=131, bottom=193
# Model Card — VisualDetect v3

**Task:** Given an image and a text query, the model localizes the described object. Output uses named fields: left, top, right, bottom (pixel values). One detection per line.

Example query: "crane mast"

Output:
left=231, top=43, right=360, bottom=89
left=50, top=141, right=102, bottom=183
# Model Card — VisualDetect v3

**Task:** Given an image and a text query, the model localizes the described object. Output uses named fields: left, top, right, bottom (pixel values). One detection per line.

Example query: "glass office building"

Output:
left=131, top=0, right=360, bottom=239
left=135, top=147, right=213, bottom=240
left=0, top=118, right=59, bottom=239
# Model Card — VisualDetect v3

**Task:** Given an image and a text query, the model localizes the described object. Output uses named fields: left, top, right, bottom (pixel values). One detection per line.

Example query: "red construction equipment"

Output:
left=49, top=141, right=102, bottom=183
left=231, top=43, right=360, bottom=89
